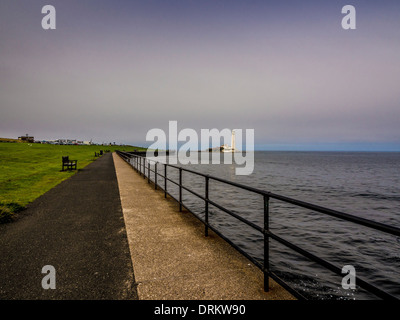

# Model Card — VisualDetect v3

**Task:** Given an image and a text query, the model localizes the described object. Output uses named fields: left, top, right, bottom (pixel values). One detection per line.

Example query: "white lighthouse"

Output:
left=221, top=130, right=237, bottom=152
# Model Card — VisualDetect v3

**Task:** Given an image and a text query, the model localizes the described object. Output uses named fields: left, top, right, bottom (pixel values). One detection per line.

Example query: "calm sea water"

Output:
left=142, top=151, right=400, bottom=300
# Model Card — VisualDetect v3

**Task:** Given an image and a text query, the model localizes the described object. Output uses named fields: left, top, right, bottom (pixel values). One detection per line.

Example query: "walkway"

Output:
left=113, top=153, right=294, bottom=300
left=0, top=153, right=137, bottom=299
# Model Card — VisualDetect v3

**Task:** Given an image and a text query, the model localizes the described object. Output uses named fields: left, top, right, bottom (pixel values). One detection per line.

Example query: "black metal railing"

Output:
left=116, top=150, right=400, bottom=300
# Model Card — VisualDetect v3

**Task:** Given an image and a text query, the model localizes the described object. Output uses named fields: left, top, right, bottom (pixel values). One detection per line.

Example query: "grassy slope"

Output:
left=0, top=142, right=144, bottom=222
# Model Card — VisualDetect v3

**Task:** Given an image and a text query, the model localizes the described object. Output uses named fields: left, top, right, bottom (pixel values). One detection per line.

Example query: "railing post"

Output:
left=164, top=164, right=167, bottom=198
left=179, top=168, right=182, bottom=212
left=143, top=158, right=146, bottom=179
left=205, top=176, right=209, bottom=237
left=263, top=195, right=270, bottom=292
left=139, top=157, right=142, bottom=176
left=148, top=160, right=150, bottom=183
left=155, top=162, right=157, bottom=190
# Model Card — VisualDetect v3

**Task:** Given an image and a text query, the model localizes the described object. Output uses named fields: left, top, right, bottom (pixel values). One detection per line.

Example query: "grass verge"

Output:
left=0, top=142, right=144, bottom=223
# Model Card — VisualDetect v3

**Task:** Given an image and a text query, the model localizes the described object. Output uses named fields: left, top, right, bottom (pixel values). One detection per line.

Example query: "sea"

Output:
left=142, top=151, right=400, bottom=300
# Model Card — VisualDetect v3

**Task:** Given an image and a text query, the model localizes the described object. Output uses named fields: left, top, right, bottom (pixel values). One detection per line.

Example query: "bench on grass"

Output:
left=62, top=156, right=77, bottom=171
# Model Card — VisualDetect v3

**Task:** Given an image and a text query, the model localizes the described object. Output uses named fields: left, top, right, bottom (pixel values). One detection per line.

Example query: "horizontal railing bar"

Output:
left=165, top=176, right=179, bottom=186
left=267, top=230, right=398, bottom=300
left=148, top=159, right=263, bottom=195
left=208, top=174, right=268, bottom=196
left=207, top=222, right=263, bottom=270
left=159, top=170, right=264, bottom=235
left=207, top=198, right=264, bottom=234
left=267, top=192, right=400, bottom=237
left=166, top=162, right=268, bottom=196
left=180, top=184, right=263, bottom=234
left=180, top=184, right=206, bottom=202
left=162, top=163, right=208, bottom=176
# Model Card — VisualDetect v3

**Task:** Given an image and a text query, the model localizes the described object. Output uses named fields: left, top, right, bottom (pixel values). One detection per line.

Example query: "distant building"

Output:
left=39, top=138, right=93, bottom=145
left=18, top=134, right=34, bottom=143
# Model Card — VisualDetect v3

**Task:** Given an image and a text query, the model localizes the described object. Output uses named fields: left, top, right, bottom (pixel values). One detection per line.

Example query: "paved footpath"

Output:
left=0, top=153, right=137, bottom=299
left=113, top=153, right=294, bottom=300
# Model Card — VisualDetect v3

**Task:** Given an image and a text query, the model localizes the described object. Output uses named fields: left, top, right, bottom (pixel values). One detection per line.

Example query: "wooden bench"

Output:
left=62, top=156, right=77, bottom=171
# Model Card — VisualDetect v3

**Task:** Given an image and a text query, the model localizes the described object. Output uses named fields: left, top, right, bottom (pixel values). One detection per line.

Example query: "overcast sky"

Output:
left=1, top=0, right=399, bottom=150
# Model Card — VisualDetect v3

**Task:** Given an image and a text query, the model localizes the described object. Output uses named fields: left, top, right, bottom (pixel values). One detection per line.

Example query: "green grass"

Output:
left=0, top=142, right=145, bottom=222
